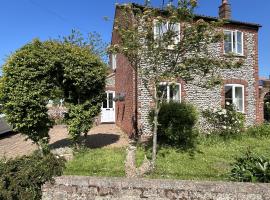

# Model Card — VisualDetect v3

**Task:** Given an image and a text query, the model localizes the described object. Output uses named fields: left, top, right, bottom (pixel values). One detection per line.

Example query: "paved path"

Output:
left=0, top=124, right=128, bottom=159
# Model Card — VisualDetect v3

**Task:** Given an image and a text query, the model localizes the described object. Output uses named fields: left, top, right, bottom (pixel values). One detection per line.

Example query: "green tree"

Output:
left=109, top=0, right=242, bottom=175
left=0, top=36, right=106, bottom=151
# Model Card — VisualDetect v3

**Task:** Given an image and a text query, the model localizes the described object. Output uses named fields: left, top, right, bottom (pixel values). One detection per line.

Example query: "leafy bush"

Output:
left=203, top=103, right=245, bottom=136
left=0, top=152, right=65, bottom=200
left=245, top=123, right=270, bottom=138
left=0, top=37, right=106, bottom=148
left=230, top=150, right=270, bottom=183
left=149, top=101, right=198, bottom=149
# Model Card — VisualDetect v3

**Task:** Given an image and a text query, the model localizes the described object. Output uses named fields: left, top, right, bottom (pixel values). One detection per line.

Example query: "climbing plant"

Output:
left=108, top=0, right=243, bottom=175
left=0, top=36, right=107, bottom=151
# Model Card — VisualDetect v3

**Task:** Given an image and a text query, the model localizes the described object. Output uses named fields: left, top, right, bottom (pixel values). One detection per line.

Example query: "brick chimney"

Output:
left=219, top=0, right=231, bottom=19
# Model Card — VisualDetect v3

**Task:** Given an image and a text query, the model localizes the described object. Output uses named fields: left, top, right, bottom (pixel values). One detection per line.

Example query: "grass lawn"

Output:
left=64, top=135, right=270, bottom=181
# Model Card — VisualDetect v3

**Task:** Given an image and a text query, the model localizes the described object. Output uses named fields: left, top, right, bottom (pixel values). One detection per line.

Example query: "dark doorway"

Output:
left=264, top=92, right=270, bottom=122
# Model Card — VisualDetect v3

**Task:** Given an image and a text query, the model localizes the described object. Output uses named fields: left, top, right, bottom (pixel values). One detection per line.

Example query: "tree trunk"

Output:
left=152, top=102, right=159, bottom=167
left=125, top=140, right=152, bottom=178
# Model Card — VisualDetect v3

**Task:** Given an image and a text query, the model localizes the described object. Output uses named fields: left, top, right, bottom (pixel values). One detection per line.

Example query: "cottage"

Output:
left=105, top=0, right=262, bottom=137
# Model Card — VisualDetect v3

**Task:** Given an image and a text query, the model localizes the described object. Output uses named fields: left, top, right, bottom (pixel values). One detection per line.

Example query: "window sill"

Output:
left=223, top=53, right=246, bottom=58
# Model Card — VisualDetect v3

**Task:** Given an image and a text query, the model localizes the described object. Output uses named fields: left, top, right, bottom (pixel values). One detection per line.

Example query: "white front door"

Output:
left=101, top=91, right=115, bottom=123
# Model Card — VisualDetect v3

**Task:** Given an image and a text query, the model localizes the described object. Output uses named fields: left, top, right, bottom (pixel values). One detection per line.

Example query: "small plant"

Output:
left=230, top=150, right=270, bottom=183
left=245, top=123, right=270, bottom=138
left=203, top=102, right=245, bottom=136
left=149, top=101, right=199, bottom=150
left=0, top=152, right=65, bottom=200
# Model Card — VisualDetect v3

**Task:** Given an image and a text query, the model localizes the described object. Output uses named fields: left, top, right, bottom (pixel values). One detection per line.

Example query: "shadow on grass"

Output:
left=50, top=133, right=120, bottom=149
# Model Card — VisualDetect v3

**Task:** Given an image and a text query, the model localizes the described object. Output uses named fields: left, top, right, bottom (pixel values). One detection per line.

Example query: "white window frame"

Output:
left=224, top=84, right=245, bottom=113
left=153, top=20, right=181, bottom=45
left=112, top=54, right=117, bottom=70
left=224, top=30, right=244, bottom=56
left=157, top=82, right=181, bottom=103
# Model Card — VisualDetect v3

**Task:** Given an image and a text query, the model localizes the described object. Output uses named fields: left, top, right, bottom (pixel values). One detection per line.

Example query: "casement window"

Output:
left=224, top=30, right=244, bottom=55
left=157, top=82, right=181, bottom=102
left=111, top=54, right=117, bottom=70
left=154, top=20, right=180, bottom=44
left=224, top=84, right=244, bottom=112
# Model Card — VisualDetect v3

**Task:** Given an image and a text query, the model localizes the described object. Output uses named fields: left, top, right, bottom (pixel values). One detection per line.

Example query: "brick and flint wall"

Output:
left=138, top=24, right=261, bottom=136
left=113, top=5, right=261, bottom=136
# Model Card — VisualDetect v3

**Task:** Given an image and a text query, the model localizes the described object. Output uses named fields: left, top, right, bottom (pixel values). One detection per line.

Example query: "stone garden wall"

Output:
left=42, top=176, right=270, bottom=200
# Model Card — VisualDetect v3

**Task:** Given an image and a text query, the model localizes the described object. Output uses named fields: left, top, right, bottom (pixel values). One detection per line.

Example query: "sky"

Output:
left=0, top=0, right=269, bottom=77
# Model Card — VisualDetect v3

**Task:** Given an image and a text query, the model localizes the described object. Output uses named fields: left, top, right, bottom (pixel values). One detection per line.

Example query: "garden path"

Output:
left=0, top=124, right=128, bottom=158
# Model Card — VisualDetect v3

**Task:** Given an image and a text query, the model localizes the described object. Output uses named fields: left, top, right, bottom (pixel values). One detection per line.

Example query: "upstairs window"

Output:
left=224, top=84, right=244, bottom=112
left=154, top=21, right=180, bottom=44
left=112, top=54, right=117, bottom=70
left=224, top=30, right=243, bottom=55
left=157, top=82, right=181, bottom=102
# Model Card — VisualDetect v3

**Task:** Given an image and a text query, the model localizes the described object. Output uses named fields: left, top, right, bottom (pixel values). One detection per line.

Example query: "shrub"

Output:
left=230, top=150, right=270, bottom=183
left=203, top=103, right=245, bottom=136
left=149, top=101, right=198, bottom=150
left=0, top=37, right=106, bottom=148
left=0, top=152, right=65, bottom=200
left=245, top=123, right=270, bottom=138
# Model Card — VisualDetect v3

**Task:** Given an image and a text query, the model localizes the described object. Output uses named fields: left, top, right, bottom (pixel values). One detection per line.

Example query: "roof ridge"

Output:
left=127, top=3, right=261, bottom=28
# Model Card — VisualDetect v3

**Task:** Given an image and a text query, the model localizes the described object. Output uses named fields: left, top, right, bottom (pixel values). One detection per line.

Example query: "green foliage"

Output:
left=230, top=150, right=270, bottom=183
left=66, top=102, right=100, bottom=145
left=108, top=2, right=243, bottom=165
left=245, top=123, right=270, bottom=138
left=0, top=152, right=65, bottom=200
left=203, top=103, right=245, bottom=137
left=108, top=3, right=242, bottom=89
left=149, top=101, right=198, bottom=149
left=0, top=35, right=106, bottom=148
left=65, top=134, right=270, bottom=181
left=65, top=148, right=126, bottom=177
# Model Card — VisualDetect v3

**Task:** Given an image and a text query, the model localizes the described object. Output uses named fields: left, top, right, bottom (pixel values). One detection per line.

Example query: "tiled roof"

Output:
left=127, top=3, right=261, bottom=29
left=194, top=14, right=261, bottom=28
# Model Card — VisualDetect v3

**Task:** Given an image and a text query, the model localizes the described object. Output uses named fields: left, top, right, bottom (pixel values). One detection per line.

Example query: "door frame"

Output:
left=101, top=90, right=115, bottom=123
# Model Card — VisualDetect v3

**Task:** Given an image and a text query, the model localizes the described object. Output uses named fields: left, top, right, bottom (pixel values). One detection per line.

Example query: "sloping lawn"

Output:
left=64, top=135, right=270, bottom=181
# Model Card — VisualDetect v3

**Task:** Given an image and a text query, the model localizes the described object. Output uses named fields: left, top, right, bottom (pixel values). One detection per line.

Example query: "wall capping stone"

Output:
left=42, top=176, right=270, bottom=199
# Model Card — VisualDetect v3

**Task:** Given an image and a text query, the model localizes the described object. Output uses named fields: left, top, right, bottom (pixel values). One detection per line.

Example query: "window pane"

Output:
left=108, top=93, right=113, bottom=108
left=155, top=22, right=167, bottom=38
left=160, top=22, right=168, bottom=35
left=103, top=94, right=107, bottom=108
left=224, top=31, right=232, bottom=53
left=154, top=21, right=160, bottom=38
left=237, top=31, right=243, bottom=55
left=225, top=86, right=233, bottom=106
left=235, top=87, right=243, bottom=112
left=170, top=84, right=180, bottom=101
left=171, top=23, right=180, bottom=43
left=157, top=84, right=167, bottom=100
left=232, top=32, right=237, bottom=53
left=112, top=54, right=116, bottom=69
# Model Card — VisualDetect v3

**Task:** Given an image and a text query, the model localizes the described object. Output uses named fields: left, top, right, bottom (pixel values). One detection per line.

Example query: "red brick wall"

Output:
left=112, top=6, right=135, bottom=136
left=253, top=32, right=262, bottom=124
left=115, top=55, right=135, bottom=136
